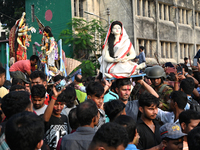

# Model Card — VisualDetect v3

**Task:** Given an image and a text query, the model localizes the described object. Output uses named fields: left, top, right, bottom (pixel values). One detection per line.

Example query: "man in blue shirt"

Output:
left=138, top=46, right=146, bottom=65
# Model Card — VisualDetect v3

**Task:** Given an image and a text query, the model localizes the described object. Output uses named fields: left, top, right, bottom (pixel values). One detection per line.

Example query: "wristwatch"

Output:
left=185, top=73, right=188, bottom=76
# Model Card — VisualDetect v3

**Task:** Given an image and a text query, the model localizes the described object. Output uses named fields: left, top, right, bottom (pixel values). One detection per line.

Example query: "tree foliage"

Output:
left=0, top=0, right=25, bottom=29
left=60, top=18, right=106, bottom=59
left=60, top=18, right=107, bottom=77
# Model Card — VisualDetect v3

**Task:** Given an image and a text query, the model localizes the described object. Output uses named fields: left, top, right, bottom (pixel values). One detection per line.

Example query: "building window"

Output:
left=179, top=43, right=193, bottom=59
left=79, top=0, right=83, bottom=17
left=160, top=42, right=176, bottom=58
left=158, top=3, right=174, bottom=21
left=136, top=0, right=155, bottom=18
left=195, top=11, right=200, bottom=27
left=74, top=0, right=83, bottom=17
left=74, top=0, right=77, bottom=16
left=178, top=8, right=192, bottom=25
left=31, top=5, right=34, bottom=22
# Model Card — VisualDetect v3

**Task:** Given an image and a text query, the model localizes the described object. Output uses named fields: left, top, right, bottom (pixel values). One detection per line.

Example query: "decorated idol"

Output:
left=41, top=26, right=59, bottom=74
left=9, top=12, right=36, bottom=62
left=99, top=21, right=145, bottom=78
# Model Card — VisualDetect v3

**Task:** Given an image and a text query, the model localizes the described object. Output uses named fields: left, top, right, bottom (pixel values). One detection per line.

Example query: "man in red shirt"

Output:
left=9, top=55, right=39, bottom=78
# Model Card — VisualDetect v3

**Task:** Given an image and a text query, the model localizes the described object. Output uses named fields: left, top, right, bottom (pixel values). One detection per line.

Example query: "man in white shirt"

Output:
left=31, top=84, right=47, bottom=115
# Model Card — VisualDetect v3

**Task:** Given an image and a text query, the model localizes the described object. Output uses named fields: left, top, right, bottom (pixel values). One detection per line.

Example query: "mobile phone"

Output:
left=55, top=79, right=67, bottom=92
left=193, top=58, right=198, bottom=66
left=177, top=66, right=183, bottom=75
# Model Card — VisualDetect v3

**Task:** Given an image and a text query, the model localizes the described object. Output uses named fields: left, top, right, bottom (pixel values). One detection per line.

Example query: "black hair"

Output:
left=56, top=90, right=68, bottom=103
left=86, top=76, right=95, bottom=82
left=68, top=108, right=79, bottom=130
left=11, top=78, right=24, bottom=86
left=53, top=75, right=64, bottom=82
left=184, top=57, right=188, bottom=61
left=3, top=80, right=11, bottom=89
left=61, top=87, right=76, bottom=108
left=139, top=46, right=145, bottom=51
left=76, top=99, right=98, bottom=126
left=110, top=80, right=117, bottom=93
left=0, top=66, right=6, bottom=75
left=108, top=21, right=122, bottom=58
left=180, top=77, right=195, bottom=95
left=5, top=111, right=44, bottom=150
left=104, top=100, right=126, bottom=122
left=10, top=85, right=25, bottom=92
left=116, top=78, right=132, bottom=89
left=187, top=126, right=200, bottom=150
left=30, top=55, right=39, bottom=62
left=170, top=91, right=187, bottom=109
left=86, top=82, right=104, bottom=97
left=84, top=76, right=95, bottom=87
left=139, top=92, right=160, bottom=108
left=1, top=91, right=31, bottom=119
left=75, top=74, right=82, bottom=83
left=95, top=73, right=103, bottom=82
left=179, top=110, right=200, bottom=126
left=88, top=122, right=128, bottom=149
left=114, top=115, right=136, bottom=143
left=44, top=26, right=53, bottom=37
left=30, top=71, right=46, bottom=81
left=31, top=84, right=46, bottom=98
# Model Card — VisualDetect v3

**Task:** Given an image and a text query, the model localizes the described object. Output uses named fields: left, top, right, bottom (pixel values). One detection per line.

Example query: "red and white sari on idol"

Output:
left=99, top=23, right=138, bottom=79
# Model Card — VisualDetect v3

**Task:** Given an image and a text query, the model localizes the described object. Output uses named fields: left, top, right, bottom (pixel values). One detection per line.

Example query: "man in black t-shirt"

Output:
left=137, top=92, right=161, bottom=149
left=43, top=83, right=69, bottom=150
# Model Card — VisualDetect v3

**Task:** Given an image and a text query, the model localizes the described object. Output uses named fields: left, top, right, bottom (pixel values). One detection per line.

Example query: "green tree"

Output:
left=60, top=18, right=107, bottom=77
left=0, top=0, right=25, bottom=29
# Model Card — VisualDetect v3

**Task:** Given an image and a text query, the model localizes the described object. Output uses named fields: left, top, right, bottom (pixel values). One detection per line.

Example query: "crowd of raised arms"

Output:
left=1, top=53, right=200, bottom=150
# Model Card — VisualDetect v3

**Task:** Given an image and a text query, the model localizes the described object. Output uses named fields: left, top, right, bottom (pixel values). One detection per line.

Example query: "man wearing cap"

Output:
left=12, top=74, right=30, bottom=86
left=160, top=123, right=186, bottom=150
left=147, top=65, right=173, bottom=111
left=9, top=55, right=39, bottom=78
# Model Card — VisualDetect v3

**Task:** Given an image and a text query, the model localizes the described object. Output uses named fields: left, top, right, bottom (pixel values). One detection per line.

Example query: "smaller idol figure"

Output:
left=41, top=26, right=58, bottom=74
left=99, top=21, right=145, bottom=78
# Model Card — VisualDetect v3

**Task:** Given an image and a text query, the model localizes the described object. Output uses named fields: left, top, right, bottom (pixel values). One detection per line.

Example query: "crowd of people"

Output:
left=0, top=53, right=200, bottom=150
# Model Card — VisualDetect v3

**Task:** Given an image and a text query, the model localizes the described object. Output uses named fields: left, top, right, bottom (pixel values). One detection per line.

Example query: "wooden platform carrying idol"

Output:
left=99, top=21, right=146, bottom=80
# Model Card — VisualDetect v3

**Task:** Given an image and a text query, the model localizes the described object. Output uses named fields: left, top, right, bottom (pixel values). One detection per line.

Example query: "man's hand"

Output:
left=74, top=84, right=81, bottom=90
left=52, top=80, right=65, bottom=98
left=103, top=77, right=112, bottom=93
left=103, top=77, right=112, bottom=88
